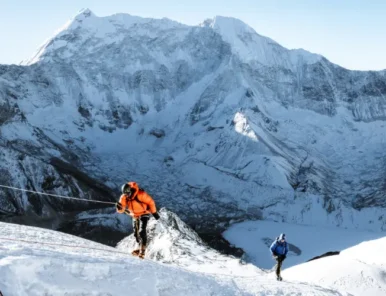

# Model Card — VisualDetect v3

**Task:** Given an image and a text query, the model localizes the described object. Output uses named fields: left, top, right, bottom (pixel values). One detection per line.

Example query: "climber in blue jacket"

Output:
left=270, top=233, right=288, bottom=281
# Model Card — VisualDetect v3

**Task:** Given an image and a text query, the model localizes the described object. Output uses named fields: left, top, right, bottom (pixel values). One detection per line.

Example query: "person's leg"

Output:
left=138, top=216, right=150, bottom=258
left=133, top=218, right=140, bottom=243
left=277, top=256, right=284, bottom=280
left=274, top=257, right=280, bottom=278
left=131, top=218, right=140, bottom=255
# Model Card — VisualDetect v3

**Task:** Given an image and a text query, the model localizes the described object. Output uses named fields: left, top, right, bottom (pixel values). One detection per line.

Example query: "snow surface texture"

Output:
left=0, top=220, right=344, bottom=296
left=283, top=238, right=386, bottom=296
left=224, top=220, right=386, bottom=295
left=0, top=9, right=386, bottom=234
left=283, top=235, right=386, bottom=296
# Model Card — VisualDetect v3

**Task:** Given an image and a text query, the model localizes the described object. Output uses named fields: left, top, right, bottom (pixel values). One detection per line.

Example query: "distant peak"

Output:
left=204, top=15, right=255, bottom=34
left=199, top=18, right=214, bottom=28
left=74, top=8, right=95, bottom=20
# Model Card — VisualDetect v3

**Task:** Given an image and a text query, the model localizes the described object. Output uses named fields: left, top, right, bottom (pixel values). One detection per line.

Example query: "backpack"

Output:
left=126, top=187, right=148, bottom=211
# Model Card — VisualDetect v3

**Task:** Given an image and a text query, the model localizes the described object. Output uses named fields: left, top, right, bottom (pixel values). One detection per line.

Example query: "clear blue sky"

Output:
left=1, top=0, right=386, bottom=70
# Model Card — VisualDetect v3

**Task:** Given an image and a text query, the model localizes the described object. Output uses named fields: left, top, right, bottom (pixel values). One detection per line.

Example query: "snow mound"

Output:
left=116, top=208, right=261, bottom=276
left=284, top=236, right=386, bottom=296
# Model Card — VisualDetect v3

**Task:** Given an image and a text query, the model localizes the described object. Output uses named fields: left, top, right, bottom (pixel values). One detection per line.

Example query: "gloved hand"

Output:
left=115, top=202, right=122, bottom=211
left=152, top=212, right=160, bottom=220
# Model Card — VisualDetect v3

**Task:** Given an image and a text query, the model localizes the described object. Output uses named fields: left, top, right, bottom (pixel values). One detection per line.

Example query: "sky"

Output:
left=1, top=0, right=386, bottom=70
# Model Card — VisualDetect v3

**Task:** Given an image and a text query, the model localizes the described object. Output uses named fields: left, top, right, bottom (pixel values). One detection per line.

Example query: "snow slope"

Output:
left=223, top=220, right=385, bottom=269
left=0, top=222, right=243, bottom=296
left=224, top=220, right=386, bottom=295
left=0, top=221, right=342, bottom=296
left=284, top=237, right=386, bottom=296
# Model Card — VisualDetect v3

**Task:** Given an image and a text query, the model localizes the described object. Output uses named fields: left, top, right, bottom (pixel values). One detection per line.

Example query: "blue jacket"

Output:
left=270, top=239, right=288, bottom=256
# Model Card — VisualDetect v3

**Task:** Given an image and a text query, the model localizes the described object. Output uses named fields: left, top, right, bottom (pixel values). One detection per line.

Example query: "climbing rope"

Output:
left=0, top=184, right=116, bottom=205
left=0, top=236, right=130, bottom=256
left=0, top=185, right=270, bottom=281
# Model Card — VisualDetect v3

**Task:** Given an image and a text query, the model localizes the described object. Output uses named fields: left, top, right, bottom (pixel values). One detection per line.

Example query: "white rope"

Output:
left=0, top=184, right=116, bottom=205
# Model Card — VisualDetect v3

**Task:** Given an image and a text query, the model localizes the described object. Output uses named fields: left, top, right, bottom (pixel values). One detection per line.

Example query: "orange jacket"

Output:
left=117, top=182, right=157, bottom=218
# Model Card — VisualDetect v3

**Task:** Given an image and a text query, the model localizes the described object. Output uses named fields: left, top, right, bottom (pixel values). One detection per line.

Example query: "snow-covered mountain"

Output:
left=1, top=8, right=386, bottom=239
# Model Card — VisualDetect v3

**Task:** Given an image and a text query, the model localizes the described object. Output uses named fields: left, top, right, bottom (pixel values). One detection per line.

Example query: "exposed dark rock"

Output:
left=78, top=105, right=91, bottom=119
left=149, top=128, right=165, bottom=138
left=200, top=232, right=244, bottom=257
left=308, top=251, right=340, bottom=262
left=206, top=126, right=224, bottom=131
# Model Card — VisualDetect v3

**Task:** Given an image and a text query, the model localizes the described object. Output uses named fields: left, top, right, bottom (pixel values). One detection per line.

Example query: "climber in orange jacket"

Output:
left=116, top=182, right=160, bottom=258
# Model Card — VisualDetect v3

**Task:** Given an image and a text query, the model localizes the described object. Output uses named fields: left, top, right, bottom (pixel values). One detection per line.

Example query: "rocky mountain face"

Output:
left=0, top=9, right=385, bottom=241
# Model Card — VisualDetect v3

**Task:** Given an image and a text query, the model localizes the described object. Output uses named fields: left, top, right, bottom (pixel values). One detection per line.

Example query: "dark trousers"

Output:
left=274, top=255, right=286, bottom=276
left=133, top=215, right=150, bottom=246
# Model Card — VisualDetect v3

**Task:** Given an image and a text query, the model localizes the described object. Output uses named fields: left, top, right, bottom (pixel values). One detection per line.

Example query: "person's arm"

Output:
left=116, top=195, right=126, bottom=213
left=285, top=242, right=289, bottom=255
left=140, top=192, right=159, bottom=219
